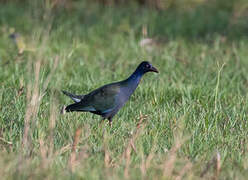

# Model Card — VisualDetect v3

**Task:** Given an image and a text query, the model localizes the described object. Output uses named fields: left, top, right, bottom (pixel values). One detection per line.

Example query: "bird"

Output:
left=62, top=61, right=158, bottom=126
left=9, top=33, right=36, bottom=54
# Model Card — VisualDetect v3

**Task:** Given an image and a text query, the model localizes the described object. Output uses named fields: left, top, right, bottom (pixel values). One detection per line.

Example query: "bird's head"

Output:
left=9, top=33, right=20, bottom=41
left=137, top=61, right=159, bottom=74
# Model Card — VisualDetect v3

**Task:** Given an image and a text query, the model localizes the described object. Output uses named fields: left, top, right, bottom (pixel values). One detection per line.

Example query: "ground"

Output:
left=0, top=1, right=248, bottom=179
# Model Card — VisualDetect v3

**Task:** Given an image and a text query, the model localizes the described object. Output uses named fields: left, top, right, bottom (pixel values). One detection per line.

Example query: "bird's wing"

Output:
left=65, top=83, right=121, bottom=114
left=84, top=83, right=121, bottom=113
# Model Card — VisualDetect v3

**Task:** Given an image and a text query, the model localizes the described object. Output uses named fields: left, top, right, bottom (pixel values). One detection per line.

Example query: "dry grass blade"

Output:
left=124, top=140, right=132, bottom=179
left=124, top=114, right=147, bottom=179
left=48, top=96, right=58, bottom=157
left=103, top=132, right=111, bottom=168
left=200, top=151, right=221, bottom=178
left=104, top=147, right=111, bottom=168
left=162, top=118, right=188, bottom=178
left=175, top=161, right=192, bottom=180
left=21, top=20, right=56, bottom=151
left=145, top=148, right=155, bottom=170
left=17, top=86, right=24, bottom=97
left=68, top=126, right=82, bottom=171
left=137, top=113, right=148, bottom=129
left=140, top=139, right=156, bottom=177
left=215, top=152, right=221, bottom=180
left=22, top=60, right=41, bottom=150
left=162, top=143, right=178, bottom=178
left=54, top=144, right=71, bottom=156
left=140, top=153, right=146, bottom=177
left=41, top=56, right=59, bottom=93
left=39, top=138, right=49, bottom=169
left=0, top=137, right=13, bottom=145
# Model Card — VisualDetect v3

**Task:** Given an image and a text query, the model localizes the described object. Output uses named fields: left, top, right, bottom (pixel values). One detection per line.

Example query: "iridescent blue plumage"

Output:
left=63, top=61, right=158, bottom=126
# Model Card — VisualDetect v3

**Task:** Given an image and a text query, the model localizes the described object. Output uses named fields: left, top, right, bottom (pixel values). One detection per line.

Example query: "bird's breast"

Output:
left=119, top=87, right=135, bottom=102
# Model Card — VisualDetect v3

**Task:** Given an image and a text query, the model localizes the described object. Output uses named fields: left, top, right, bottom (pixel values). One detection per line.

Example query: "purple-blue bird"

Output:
left=63, top=61, right=158, bottom=126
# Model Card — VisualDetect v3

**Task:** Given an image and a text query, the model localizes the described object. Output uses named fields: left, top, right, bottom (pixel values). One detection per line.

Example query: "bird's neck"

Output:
left=124, top=69, right=144, bottom=89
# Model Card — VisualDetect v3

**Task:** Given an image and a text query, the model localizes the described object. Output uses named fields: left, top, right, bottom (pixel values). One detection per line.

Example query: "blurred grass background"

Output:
left=0, top=0, right=248, bottom=179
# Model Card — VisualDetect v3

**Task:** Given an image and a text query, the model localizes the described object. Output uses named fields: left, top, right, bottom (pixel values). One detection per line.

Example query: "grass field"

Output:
left=0, top=1, right=248, bottom=179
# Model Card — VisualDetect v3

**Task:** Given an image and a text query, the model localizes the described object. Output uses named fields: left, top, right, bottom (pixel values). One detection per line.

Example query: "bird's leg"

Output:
left=108, top=118, right=112, bottom=127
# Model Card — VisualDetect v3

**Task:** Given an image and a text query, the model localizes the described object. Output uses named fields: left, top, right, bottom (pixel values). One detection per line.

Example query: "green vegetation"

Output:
left=0, top=1, right=248, bottom=179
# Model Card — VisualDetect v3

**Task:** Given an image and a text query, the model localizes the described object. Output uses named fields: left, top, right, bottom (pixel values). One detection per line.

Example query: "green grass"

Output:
left=0, top=1, right=248, bottom=179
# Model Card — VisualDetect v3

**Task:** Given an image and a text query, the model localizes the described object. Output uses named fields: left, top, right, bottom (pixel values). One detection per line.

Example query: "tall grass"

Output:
left=0, top=0, right=248, bottom=179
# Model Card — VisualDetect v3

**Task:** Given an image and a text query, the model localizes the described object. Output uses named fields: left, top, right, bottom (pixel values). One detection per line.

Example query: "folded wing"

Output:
left=65, top=83, right=121, bottom=117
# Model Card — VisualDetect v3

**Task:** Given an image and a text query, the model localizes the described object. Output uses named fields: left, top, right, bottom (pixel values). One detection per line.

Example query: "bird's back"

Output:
left=84, top=82, right=122, bottom=111
left=65, top=82, right=123, bottom=116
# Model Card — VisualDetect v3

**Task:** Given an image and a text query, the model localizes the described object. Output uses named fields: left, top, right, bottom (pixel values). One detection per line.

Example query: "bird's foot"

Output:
left=108, top=120, right=112, bottom=127
left=99, top=118, right=112, bottom=127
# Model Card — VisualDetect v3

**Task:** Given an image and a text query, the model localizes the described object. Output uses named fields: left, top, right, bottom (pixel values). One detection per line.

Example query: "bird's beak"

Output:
left=150, top=66, right=159, bottom=73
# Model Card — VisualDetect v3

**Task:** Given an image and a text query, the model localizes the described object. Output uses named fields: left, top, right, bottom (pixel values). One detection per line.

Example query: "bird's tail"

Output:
left=65, top=103, right=77, bottom=112
left=62, top=90, right=85, bottom=103
left=65, top=102, right=88, bottom=112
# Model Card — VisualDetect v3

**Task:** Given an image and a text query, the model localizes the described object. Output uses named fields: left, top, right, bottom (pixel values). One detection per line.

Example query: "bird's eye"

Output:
left=146, top=64, right=150, bottom=68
